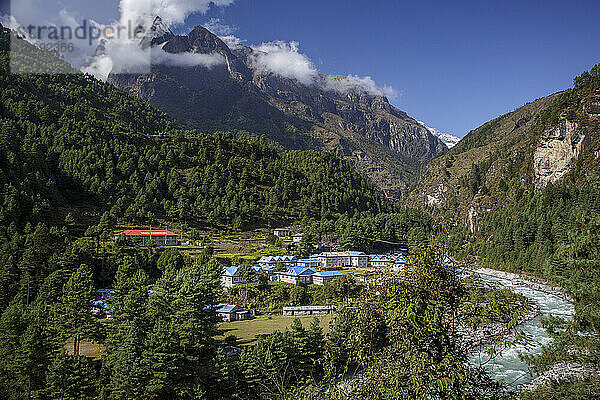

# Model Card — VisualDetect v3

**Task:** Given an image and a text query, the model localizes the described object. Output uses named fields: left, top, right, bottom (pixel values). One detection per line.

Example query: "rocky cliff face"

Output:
left=533, top=119, right=588, bottom=189
left=108, top=22, right=446, bottom=200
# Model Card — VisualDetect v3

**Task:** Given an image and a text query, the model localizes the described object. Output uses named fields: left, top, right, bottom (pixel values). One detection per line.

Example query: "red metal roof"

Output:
left=115, top=229, right=178, bottom=237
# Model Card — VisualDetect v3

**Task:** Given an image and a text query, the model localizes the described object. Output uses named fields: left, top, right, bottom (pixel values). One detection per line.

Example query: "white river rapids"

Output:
left=465, top=269, right=575, bottom=388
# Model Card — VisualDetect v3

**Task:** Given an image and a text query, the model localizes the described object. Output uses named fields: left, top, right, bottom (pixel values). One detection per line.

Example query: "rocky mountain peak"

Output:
left=417, top=121, right=460, bottom=148
left=139, top=16, right=174, bottom=50
left=154, top=24, right=251, bottom=80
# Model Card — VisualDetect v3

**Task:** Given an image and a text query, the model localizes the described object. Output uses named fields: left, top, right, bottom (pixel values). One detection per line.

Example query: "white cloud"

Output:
left=118, top=0, right=235, bottom=29
left=3, top=0, right=399, bottom=99
left=203, top=17, right=236, bottom=36
left=247, top=40, right=398, bottom=100
left=82, top=40, right=225, bottom=81
left=220, top=35, right=244, bottom=50
left=81, top=54, right=113, bottom=81
left=323, top=74, right=399, bottom=100
left=203, top=17, right=244, bottom=50
left=250, top=41, right=318, bottom=86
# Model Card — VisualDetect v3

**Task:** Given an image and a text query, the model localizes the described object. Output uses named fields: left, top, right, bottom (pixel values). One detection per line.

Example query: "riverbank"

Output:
left=456, top=303, right=540, bottom=352
left=460, top=264, right=583, bottom=392
left=522, top=362, right=600, bottom=393
left=463, top=266, right=573, bottom=303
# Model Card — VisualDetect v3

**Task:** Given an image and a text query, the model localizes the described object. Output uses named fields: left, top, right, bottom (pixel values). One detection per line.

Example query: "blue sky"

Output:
left=2, top=0, right=599, bottom=137
left=186, top=0, right=600, bottom=137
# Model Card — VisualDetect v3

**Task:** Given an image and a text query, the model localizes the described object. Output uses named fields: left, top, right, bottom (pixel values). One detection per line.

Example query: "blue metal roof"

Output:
left=314, top=271, right=344, bottom=277
left=280, top=266, right=316, bottom=276
left=258, top=255, right=296, bottom=263
left=92, top=300, right=113, bottom=311
left=216, top=304, right=241, bottom=313
left=222, top=266, right=239, bottom=276
left=96, top=289, right=115, bottom=294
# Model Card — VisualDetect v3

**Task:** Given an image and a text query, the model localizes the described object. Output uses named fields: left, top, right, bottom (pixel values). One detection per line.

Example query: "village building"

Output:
left=292, top=233, right=303, bottom=244
left=257, top=255, right=297, bottom=266
left=348, top=251, right=369, bottom=267
left=275, top=266, right=317, bottom=285
left=215, top=304, right=254, bottom=322
left=369, top=254, right=392, bottom=268
left=220, top=266, right=248, bottom=288
left=310, top=251, right=368, bottom=269
left=311, top=252, right=349, bottom=268
left=296, top=258, right=323, bottom=269
left=312, top=270, right=345, bottom=285
left=252, top=265, right=270, bottom=278
left=221, top=265, right=277, bottom=288
left=114, top=229, right=179, bottom=246
left=92, top=289, right=115, bottom=317
left=273, top=228, right=292, bottom=237
left=369, top=254, right=407, bottom=268
left=283, top=305, right=336, bottom=317
left=96, top=289, right=115, bottom=299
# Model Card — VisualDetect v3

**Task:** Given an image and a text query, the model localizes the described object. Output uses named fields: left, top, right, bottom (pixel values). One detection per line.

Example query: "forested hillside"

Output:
left=0, top=25, right=452, bottom=399
left=438, top=64, right=600, bottom=396
left=0, top=20, right=404, bottom=321
left=0, top=25, right=394, bottom=232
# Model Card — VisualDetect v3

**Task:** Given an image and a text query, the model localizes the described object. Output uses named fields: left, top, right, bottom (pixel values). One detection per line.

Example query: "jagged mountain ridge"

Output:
left=108, top=21, right=447, bottom=199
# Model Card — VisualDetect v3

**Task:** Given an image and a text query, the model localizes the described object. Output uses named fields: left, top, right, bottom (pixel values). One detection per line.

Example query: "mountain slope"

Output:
left=107, top=23, right=446, bottom=199
left=409, top=64, right=600, bottom=230
left=0, top=24, right=392, bottom=233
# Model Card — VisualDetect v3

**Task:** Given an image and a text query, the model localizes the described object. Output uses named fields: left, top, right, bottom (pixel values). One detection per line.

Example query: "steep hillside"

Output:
left=107, top=21, right=446, bottom=199
left=0, top=24, right=392, bottom=235
left=410, top=66, right=600, bottom=229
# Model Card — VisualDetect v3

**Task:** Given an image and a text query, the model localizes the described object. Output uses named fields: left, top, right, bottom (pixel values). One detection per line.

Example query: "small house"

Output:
left=114, top=229, right=179, bottom=246
left=275, top=266, right=316, bottom=285
left=216, top=304, right=254, bottom=322
left=312, top=270, right=345, bottom=285
left=369, top=254, right=391, bottom=268
left=92, top=289, right=115, bottom=317
left=221, top=266, right=254, bottom=288
left=273, top=228, right=292, bottom=237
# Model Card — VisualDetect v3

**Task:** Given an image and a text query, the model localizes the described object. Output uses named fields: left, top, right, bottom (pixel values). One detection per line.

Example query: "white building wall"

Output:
left=221, top=276, right=234, bottom=288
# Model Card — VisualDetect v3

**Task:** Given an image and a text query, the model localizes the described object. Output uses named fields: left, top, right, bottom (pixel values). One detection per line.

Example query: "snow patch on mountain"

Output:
left=417, top=121, right=460, bottom=148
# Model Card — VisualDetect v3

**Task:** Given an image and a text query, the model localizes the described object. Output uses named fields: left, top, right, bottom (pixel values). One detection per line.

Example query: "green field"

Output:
left=217, top=314, right=335, bottom=346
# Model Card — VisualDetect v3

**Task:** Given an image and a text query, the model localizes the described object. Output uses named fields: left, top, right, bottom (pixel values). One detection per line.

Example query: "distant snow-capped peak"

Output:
left=417, top=121, right=460, bottom=148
